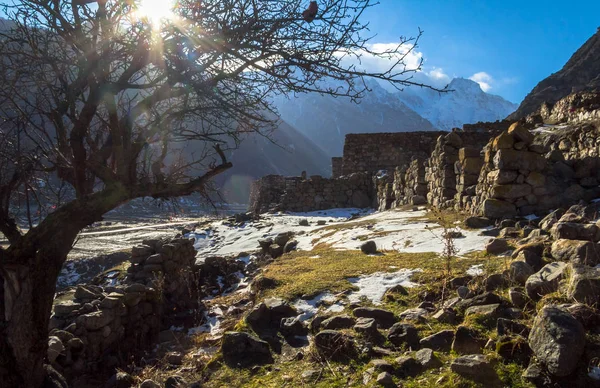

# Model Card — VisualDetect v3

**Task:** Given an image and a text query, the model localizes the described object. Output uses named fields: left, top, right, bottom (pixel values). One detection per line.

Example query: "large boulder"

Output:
left=221, top=332, right=273, bottom=367
left=551, top=222, right=600, bottom=242
left=528, top=306, right=585, bottom=377
left=551, top=239, right=600, bottom=266
left=321, top=315, right=356, bottom=330
left=245, top=298, right=297, bottom=334
left=566, top=264, right=600, bottom=305
left=525, top=262, right=567, bottom=300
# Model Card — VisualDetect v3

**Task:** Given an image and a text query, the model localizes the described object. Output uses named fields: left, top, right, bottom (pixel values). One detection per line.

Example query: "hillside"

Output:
left=508, top=28, right=600, bottom=119
left=397, top=78, right=518, bottom=130
left=274, top=78, right=517, bottom=156
left=218, top=119, right=331, bottom=204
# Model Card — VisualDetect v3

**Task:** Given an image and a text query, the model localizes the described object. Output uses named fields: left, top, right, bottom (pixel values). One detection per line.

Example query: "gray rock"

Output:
left=74, top=285, right=100, bottom=301
left=525, top=262, right=567, bottom=300
left=415, top=348, right=441, bottom=370
left=419, top=330, right=454, bottom=352
left=299, top=219, right=310, bottom=226
left=566, top=264, right=600, bottom=305
left=353, top=307, right=397, bottom=329
left=485, top=238, right=510, bottom=255
left=457, top=286, right=473, bottom=299
left=508, top=287, right=530, bottom=309
left=321, top=315, right=356, bottom=330
left=47, top=336, right=64, bottom=364
left=388, top=323, right=420, bottom=349
left=528, top=306, right=585, bottom=376
left=370, top=359, right=395, bottom=373
left=465, top=216, right=491, bottom=229
left=398, top=307, right=428, bottom=323
left=450, top=354, right=496, bottom=380
left=375, top=371, right=396, bottom=387
left=354, top=317, right=379, bottom=337
left=431, top=308, right=457, bottom=324
left=509, top=260, right=535, bottom=285
left=551, top=239, right=600, bottom=266
left=221, top=331, right=273, bottom=367
left=452, top=326, right=486, bottom=354
left=360, top=240, right=377, bottom=254
left=456, top=292, right=502, bottom=310
left=283, top=240, right=298, bottom=253
left=551, top=222, right=600, bottom=242
left=76, top=310, right=114, bottom=331
left=394, top=355, right=421, bottom=377
left=465, top=303, right=501, bottom=318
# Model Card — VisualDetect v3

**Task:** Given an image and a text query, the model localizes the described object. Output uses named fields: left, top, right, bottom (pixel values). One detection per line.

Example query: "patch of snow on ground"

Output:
left=467, top=264, right=484, bottom=276
left=188, top=307, right=223, bottom=336
left=191, top=207, right=492, bottom=258
left=58, top=261, right=81, bottom=287
left=297, top=209, right=491, bottom=254
left=293, top=292, right=337, bottom=321
left=347, top=269, right=420, bottom=305
left=192, top=208, right=369, bottom=257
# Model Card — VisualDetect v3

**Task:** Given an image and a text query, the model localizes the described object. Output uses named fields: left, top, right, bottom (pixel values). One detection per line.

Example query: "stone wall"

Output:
left=341, top=132, right=444, bottom=175
left=248, top=175, right=286, bottom=214
left=331, top=157, right=343, bottom=178
left=49, top=237, right=198, bottom=380
left=280, top=173, right=374, bottom=212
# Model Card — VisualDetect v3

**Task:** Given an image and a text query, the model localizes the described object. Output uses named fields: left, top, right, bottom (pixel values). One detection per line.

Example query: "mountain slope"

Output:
left=273, top=80, right=438, bottom=157
left=508, top=28, right=600, bottom=120
left=274, top=78, right=517, bottom=156
left=396, top=78, right=518, bottom=130
left=218, top=119, right=331, bottom=203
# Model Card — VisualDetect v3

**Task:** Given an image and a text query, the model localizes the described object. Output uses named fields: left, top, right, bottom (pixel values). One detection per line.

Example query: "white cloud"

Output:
left=469, top=72, right=493, bottom=92
left=336, top=41, right=507, bottom=95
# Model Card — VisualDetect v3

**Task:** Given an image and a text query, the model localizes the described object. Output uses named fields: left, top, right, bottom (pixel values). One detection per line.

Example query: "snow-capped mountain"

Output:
left=273, top=77, right=518, bottom=156
left=272, top=79, right=438, bottom=156
left=395, top=78, right=519, bottom=131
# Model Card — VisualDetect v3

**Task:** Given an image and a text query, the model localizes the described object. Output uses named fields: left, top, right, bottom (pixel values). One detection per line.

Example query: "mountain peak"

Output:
left=448, top=77, right=483, bottom=93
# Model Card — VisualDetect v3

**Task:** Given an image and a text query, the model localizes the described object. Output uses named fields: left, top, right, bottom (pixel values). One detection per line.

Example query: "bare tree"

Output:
left=0, top=0, right=441, bottom=385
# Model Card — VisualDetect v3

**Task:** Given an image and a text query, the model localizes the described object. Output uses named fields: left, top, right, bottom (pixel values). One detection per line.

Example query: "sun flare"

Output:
left=134, top=0, right=176, bottom=27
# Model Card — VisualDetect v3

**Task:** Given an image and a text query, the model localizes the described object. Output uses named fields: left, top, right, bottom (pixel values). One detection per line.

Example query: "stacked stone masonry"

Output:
left=249, top=92, right=600, bottom=218
left=49, top=237, right=198, bottom=380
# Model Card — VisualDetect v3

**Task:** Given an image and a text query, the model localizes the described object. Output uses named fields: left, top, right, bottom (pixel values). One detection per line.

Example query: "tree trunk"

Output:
left=1, top=250, right=62, bottom=387
left=0, top=187, right=130, bottom=387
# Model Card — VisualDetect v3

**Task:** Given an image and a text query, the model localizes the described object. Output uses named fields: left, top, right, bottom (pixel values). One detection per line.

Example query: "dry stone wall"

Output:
left=49, top=237, right=198, bottom=380
left=341, top=132, right=444, bottom=175
left=331, top=157, right=343, bottom=178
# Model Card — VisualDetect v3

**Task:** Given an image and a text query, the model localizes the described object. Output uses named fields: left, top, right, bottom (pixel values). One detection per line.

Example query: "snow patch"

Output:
left=347, top=269, right=420, bottom=305
left=293, top=292, right=338, bottom=321
left=467, top=264, right=484, bottom=276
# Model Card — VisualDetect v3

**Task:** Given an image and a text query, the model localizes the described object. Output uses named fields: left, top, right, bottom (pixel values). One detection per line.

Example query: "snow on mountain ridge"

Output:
left=395, top=77, right=518, bottom=130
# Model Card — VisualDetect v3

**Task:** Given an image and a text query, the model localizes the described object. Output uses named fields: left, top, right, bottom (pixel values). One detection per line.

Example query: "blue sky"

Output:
left=362, top=0, right=600, bottom=103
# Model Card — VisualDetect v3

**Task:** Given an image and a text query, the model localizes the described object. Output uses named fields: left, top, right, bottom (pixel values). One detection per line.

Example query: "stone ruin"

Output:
left=48, top=237, right=199, bottom=381
left=249, top=91, right=600, bottom=221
